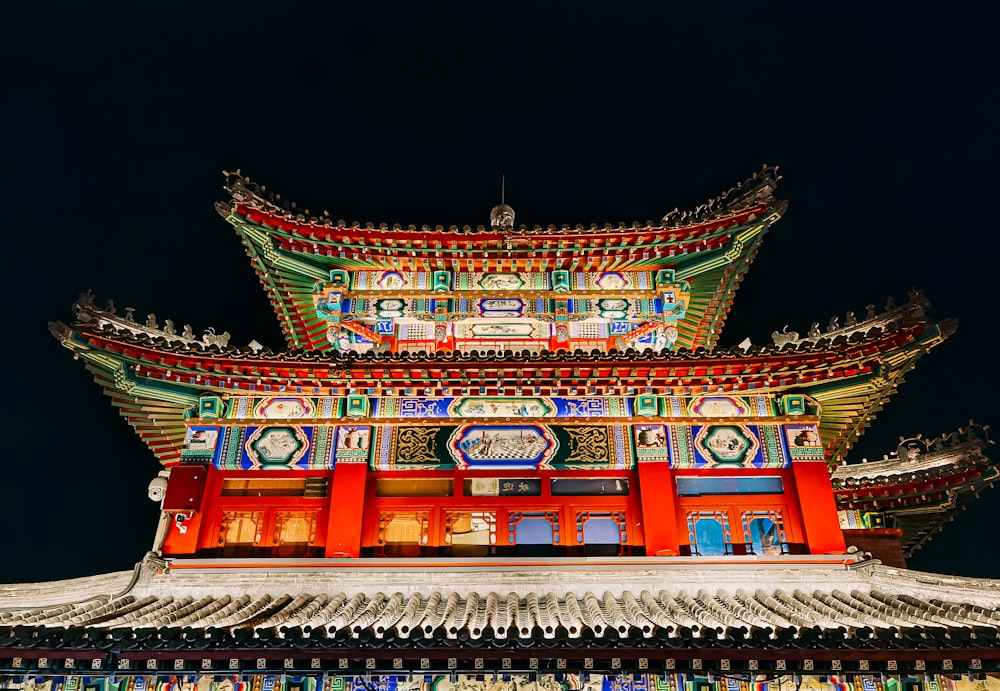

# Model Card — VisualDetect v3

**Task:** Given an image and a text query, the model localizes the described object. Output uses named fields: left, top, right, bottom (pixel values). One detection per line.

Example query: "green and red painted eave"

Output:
left=54, top=315, right=951, bottom=469
left=223, top=202, right=783, bottom=353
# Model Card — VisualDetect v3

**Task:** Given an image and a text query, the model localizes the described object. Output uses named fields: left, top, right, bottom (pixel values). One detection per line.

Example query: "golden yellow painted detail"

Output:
left=394, top=427, right=439, bottom=465
left=565, top=426, right=610, bottom=464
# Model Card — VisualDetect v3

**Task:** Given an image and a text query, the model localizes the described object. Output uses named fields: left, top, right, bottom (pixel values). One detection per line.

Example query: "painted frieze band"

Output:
left=0, top=672, right=987, bottom=691
left=182, top=420, right=822, bottom=471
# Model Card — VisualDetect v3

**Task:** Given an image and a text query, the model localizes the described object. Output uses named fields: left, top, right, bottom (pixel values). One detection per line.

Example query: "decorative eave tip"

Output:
left=47, top=321, right=72, bottom=344
left=763, top=288, right=947, bottom=350
left=660, top=163, right=783, bottom=226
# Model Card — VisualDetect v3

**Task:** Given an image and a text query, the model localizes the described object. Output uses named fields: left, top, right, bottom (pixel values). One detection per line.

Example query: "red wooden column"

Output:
left=636, top=461, right=681, bottom=556
left=160, top=464, right=210, bottom=556
left=790, top=459, right=847, bottom=554
left=325, top=462, right=368, bottom=558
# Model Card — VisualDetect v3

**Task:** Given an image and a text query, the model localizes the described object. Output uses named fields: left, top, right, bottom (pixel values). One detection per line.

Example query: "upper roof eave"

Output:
left=218, top=168, right=785, bottom=352
left=219, top=165, right=784, bottom=240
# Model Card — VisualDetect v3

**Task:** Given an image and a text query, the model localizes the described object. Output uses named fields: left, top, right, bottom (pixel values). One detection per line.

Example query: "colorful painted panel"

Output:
left=783, top=422, right=825, bottom=460
left=386, top=396, right=631, bottom=419
left=596, top=298, right=631, bottom=319
left=374, top=270, right=408, bottom=290
left=688, top=395, right=750, bottom=418
left=450, top=396, right=556, bottom=418
left=595, top=270, right=630, bottom=289
left=393, top=398, right=448, bottom=417
left=244, top=425, right=311, bottom=469
left=466, top=322, right=536, bottom=338
left=477, top=298, right=525, bottom=317
left=227, top=397, right=336, bottom=420
left=634, top=424, right=670, bottom=462
left=447, top=424, right=558, bottom=469
left=253, top=397, right=315, bottom=419
left=559, top=425, right=633, bottom=469
left=374, top=298, right=406, bottom=318
left=754, top=394, right=772, bottom=416
left=683, top=424, right=788, bottom=468
left=692, top=424, right=761, bottom=467
left=760, top=424, right=788, bottom=467
left=377, top=425, right=632, bottom=470
left=668, top=424, right=695, bottom=467
left=376, top=426, right=449, bottom=470
left=476, top=273, right=526, bottom=290
left=334, top=425, right=371, bottom=463
left=180, top=425, right=221, bottom=462
left=0, top=674, right=985, bottom=691
left=215, top=425, right=334, bottom=470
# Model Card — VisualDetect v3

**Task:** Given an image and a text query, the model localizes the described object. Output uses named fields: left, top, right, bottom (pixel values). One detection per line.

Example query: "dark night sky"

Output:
left=2, top=3, right=997, bottom=583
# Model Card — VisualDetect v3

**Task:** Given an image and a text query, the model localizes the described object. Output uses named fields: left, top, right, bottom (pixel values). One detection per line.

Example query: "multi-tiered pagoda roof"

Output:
left=4, top=169, right=997, bottom=684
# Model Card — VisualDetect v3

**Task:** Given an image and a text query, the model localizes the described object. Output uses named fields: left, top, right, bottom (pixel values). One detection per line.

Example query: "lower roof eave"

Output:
left=1, top=641, right=999, bottom=677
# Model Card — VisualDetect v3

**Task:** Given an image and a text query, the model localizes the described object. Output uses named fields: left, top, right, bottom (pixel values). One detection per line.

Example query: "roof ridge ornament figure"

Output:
left=490, top=174, right=515, bottom=230
left=771, top=325, right=799, bottom=347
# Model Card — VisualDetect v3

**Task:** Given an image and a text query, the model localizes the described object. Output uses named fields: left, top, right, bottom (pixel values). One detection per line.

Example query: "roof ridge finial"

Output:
left=490, top=176, right=515, bottom=230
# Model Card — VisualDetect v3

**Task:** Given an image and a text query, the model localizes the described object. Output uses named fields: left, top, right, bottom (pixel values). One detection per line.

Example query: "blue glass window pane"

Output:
left=516, top=517, right=554, bottom=544
left=676, top=476, right=783, bottom=496
left=583, top=518, right=621, bottom=544
left=749, top=517, right=780, bottom=555
left=695, top=518, right=726, bottom=556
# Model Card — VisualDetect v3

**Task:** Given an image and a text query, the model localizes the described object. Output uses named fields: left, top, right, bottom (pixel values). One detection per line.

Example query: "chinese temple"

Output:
left=3, top=166, right=997, bottom=691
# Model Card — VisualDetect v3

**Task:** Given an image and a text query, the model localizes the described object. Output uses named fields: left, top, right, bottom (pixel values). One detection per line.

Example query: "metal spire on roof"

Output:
left=490, top=174, right=515, bottom=229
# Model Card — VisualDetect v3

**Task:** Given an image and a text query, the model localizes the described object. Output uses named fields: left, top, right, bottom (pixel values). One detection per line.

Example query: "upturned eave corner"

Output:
left=47, top=320, right=72, bottom=344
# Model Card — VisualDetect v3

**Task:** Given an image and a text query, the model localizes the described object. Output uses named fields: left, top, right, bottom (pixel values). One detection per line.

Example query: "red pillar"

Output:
left=160, top=464, right=209, bottom=556
left=636, top=462, right=681, bottom=556
left=790, top=460, right=847, bottom=554
left=325, top=462, right=368, bottom=558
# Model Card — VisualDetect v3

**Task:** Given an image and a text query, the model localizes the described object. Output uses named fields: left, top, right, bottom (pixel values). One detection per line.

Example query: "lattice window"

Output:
left=273, top=511, right=318, bottom=557
left=741, top=510, right=787, bottom=556
left=508, top=511, right=560, bottom=545
left=377, top=511, right=429, bottom=557
left=686, top=510, right=731, bottom=557
left=575, top=511, right=627, bottom=546
left=445, top=511, right=496, bottom=556
left=219, top=511, right=263, bottom=555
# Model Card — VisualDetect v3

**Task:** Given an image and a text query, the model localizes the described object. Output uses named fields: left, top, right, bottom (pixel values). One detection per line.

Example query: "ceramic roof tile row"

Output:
left=831, top=425, right=992, bottom=486
left=4, top=588, right=998, bottom=640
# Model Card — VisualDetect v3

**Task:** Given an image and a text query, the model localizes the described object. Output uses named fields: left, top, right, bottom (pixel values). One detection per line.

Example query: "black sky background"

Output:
left=2, top=3, right=998, bottom=583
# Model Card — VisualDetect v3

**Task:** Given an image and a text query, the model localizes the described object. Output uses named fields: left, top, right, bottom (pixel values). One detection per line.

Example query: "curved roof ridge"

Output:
left=832, top=423, right=992, bottom=483
left=0, top=570, right=134, bottom=611
left=765, top=289, right=935, bottom=349
left=219, top=164, right=782, bottom=235
left=59, top=296, right=936, bottom=366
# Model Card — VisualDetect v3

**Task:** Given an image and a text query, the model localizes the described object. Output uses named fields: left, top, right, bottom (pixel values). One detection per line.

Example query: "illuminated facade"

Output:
left=3, top=167, right=996, bottom=691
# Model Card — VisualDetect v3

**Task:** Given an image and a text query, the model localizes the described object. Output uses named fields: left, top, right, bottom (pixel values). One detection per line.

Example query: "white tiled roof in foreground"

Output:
left=1, top=556, right=997, bottom=640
